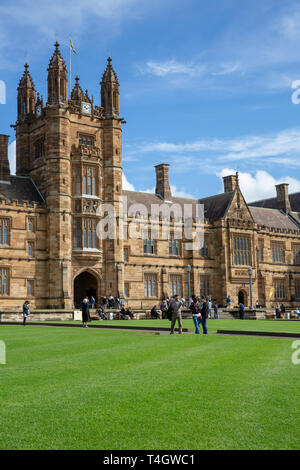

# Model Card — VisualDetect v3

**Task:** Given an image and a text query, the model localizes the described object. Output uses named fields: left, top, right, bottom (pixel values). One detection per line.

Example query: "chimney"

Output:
left=223, top=172, right=239, bottom=193
left=0, top=135, right=10, bottom=183
left=275, top=183, right=291, bottom=213
left=155, top=164, right=172, bottom=201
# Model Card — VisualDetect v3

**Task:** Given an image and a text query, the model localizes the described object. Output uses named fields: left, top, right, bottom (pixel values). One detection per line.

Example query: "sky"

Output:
left=1, top=0, right=300, bottom=201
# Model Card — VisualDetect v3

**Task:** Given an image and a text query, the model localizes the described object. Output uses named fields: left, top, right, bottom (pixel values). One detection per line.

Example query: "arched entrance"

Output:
left=74, top=271, right=98, bottom=308
left=238, top=290, right=248, bottom=306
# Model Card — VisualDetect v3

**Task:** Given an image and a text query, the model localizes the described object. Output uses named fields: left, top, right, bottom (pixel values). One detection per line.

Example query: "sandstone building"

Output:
left=1, top=43, right=300, bottom=309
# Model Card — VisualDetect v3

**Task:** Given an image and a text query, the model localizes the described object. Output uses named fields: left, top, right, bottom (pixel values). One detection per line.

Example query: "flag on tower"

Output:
left=70, top=39, right=78, bottom=56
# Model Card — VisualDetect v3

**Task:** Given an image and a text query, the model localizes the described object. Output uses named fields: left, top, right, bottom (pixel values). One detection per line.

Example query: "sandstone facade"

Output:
left=0, top=43, right=300, bottom=310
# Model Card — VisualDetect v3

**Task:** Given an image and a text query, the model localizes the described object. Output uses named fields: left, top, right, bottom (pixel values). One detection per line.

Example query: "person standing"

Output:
left=81, top=297, right=90, bottom=328
left=200, top=297, right=208, bottom=334
left=22, top=300, right=30, bottom=326
left=169, top=294, right=183, bottom=334
left=160, top=300, right=168, bottom=319
left=239, top=302, right=245, bottom=320
left=90, top=296, right=96, bottom=309
left=190, top=295, right=201, bottom=334
left=275, top=304, right=281, bottom=319
left=207, top=298, right=212, bottom=319
left=213, top=300, right=218, bottom=319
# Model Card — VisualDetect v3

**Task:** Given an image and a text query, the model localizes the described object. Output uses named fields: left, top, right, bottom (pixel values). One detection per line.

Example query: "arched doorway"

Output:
left=74, top=271, right=98, bottom=308
left=238, top=290, right=247, bottom=306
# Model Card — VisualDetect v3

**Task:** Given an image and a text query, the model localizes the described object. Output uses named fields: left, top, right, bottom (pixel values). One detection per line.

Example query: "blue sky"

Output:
left=1, top=0, right=300, bottom=201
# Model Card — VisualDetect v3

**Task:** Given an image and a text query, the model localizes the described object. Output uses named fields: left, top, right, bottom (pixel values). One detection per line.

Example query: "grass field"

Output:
left=27, top=317, right=300, bottom=334
left=0, top=320, right=300, bottom=450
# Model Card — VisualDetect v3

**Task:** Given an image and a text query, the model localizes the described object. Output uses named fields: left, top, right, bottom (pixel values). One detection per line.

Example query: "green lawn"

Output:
left=25, top=317, right=300, bottom=335
left=0, top=324, right=299, bottom=450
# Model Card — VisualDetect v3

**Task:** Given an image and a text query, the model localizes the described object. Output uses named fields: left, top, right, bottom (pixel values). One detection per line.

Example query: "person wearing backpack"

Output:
left=169, top=294, right=183, bottom=334
left=190, top=295, right=201, bottom=334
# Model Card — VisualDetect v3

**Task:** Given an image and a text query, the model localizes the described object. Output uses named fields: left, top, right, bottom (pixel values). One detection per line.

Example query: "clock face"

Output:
left=36, top=105, right=42, bottom=117
left=81, top=102, right=91, bottom=115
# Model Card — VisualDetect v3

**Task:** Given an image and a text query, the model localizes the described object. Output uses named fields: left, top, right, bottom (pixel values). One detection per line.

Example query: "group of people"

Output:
left=80, top=294, right=135, bottom=325
left=163, top=294, right=218, bottom=335
left=100, top=295, right=121, bottom=310
left=189, top=295, right=216, bottom=334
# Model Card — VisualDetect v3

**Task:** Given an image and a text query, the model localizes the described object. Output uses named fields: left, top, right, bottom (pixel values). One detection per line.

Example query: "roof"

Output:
left=249, top=206, right=300, bottom=231
left=198, top=191, right=235, bottom=222
left=123, top=190, right=234, bottom=221
left=0, top=176, right=45, bottom=206
left=123, top=190, right=199, bottom=219
left=249, top=191, right=300, bottom=212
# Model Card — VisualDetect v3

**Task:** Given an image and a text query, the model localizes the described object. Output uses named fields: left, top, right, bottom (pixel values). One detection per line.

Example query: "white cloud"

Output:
left=218, top=168, right=300, bottom=202
left=122, top=173, right=135, bottom=191
left=138, top=59, right=206, bottom=78
left=211, top=63, right=240, bottom=76
left=126, top=127, right=300, bottom=168
left=122, top=176, right=195, bottom=199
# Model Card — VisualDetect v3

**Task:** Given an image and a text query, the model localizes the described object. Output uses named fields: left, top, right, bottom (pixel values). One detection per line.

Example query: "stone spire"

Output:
left=17, top=63, right=36, bottom=121
left=47, top=42, right=68, bottom=105
left=70, top=76, right=84, bottom=102
left=101, top=57, right=120, bottom=117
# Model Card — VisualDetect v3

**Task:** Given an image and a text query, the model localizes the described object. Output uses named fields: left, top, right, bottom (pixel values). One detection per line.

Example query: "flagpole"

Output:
left=69, top=39, right=71, bottom=99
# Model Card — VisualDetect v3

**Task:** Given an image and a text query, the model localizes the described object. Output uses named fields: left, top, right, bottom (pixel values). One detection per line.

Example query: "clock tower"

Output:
left=14, top=43, right=125, bottom=308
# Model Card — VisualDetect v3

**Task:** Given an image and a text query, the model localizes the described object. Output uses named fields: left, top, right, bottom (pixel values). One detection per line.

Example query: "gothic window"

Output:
left=79, top=134, right=94, bottom=148
left=143, top=239, right=156, bottom=254
left=28, top=217, right=35, bottom=232
left=124, top=282, right=129, bottom=298
left=28, top=242, right=34, bottom=257
left=27, top=280, right=34, bottom=296
left=200, top=276, right=210, bottom=298
left=34, top=139, right=45, bottom=159
left=76, top=219, right=82, bottom=248
left=271, top=243, right=285, bottom=264
left=75, top=218, right=98, bottom=250
left=233, top=236, right=251, bottom=265
left=199, top=240, right=209, bottom=258
left=144, top=274, right=157, bottom=297
left=170, top=275, right=182, bottom=297
left=0, top=268, right=9, bottom=295
left=124, top=247, right=129, bottom=262
left=0, top=219, right=9, bottom=245
left=82, top=167, right=97, bottom=196
left=257, top=239, right=263, bottom=262
left=76, top=167, right=81, bottom=195
left=292, top=245, right=300, bottom=265
left=169, top=236, right=180, bottom=256
left=274, top=280, right=286, bottom=299
left=74, top=166, right=97, bottom=196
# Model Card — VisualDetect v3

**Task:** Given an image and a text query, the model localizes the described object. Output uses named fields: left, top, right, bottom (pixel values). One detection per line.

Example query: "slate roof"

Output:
left=249, top=206, right=300, bottom=231
left=249, top=192, right=300, bottom=212
left=123, top=190, right=234, bottom=222
left=198, top=191, right=235, bottom=222
left=123, top=190, right=198, bottom=218
left=0, top=176, right=45, bottom=206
